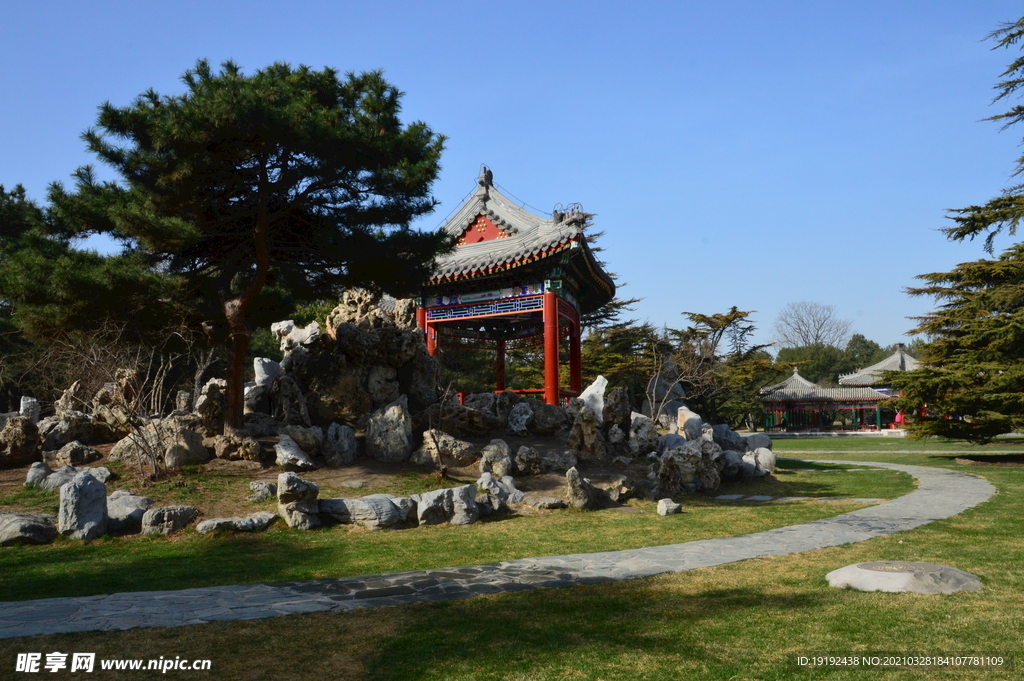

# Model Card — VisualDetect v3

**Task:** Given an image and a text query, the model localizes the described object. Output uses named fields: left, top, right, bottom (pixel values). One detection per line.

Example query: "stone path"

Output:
left=0, top=459, right=996, bottom=639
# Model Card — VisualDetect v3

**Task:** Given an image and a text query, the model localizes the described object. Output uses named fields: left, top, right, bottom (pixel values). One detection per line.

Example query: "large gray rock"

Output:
left=274, top=434, right=317, bottom=471
left=142, top=505, right=199, bottom=536
left=752, top=447, right=776, bottom=473
left=59, top=472, right=108, bottom=540
left=212, top=433, right=262, bottom=462
left=243, top=382, right=271, bottom=415
left=826, top=562, right=983, bottom=594
left=475, top=472, right=526, bottom=512
left=506, top=401, right=533, bottom=436
left=564, top=467, right=603, bottom=510
left=365, top=395, right=413, bottom=462
left=413, top=404, right=502, bottom=439
left=411, top=430, right=479, bottom=467
left=43, top=441, right=102, bottom=468
left=108, top=419, right=210, bottom=470
left=247, top=481, right=278, bottom=502
left=25, top=462, right=51, bottom=488
left=579, top=376, right=608, bottom=424
left=0, top=415, right=41, bottom=466
left=719, top=449, right=745, bottom=482
left=526, top=400, right=569, bottom=436
left=650, top=439, right=722, bottom=496
left=323, top=423, right=358, bottom=466
left=38, top=410, right=109, bottom=451
left=711, top=424, right=746, bottom=453
left=277, top=472, right=320, bottom=530
left=318, top=495, right=411, bottom=530
left=462, top=392, right=496, bottom=414
left=479, top=439, right=513, bottom=478
left=410, top=484, right=478, bottom=526
left=194, top=378, right=227, bottom=434
left=243, top=412, right=280, bottom=437
left=254, top=357, right=282, bottom=387
left=270, top=374, right=312, bottom=428
left=106, top=489, right=155, bottom=535
left=0, top=513, right=57, bottom=546
left=90, top=383, right=133, bottom=438
left=196, top=512, right=278, bottom=535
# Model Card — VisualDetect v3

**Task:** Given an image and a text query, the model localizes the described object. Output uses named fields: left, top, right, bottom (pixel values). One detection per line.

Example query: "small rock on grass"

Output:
left=657, top=498, right=682, bottom=516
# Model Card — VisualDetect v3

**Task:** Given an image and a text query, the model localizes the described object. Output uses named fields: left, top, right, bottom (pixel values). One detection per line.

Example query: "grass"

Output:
left=0, top=460, right=910, bottom=602
left=3, top=448, right=1017, bottom=679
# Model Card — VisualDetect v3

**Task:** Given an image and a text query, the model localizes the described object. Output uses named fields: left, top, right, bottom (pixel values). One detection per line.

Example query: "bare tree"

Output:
left=772, top=302, right=852, bottom=349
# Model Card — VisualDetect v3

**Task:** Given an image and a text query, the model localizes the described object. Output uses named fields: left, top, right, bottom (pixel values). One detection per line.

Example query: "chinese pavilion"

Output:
left=759, top=368, right=889, bottom=431
left=838, top=344, right=919, bottom=396
left=416, top=168, right=615, bottom=404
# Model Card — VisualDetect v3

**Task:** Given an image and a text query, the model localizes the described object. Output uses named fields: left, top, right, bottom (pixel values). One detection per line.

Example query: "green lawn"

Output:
left=2, top=452, right=1018, bottom=680
left=772, top=435, right=1024, bottom=453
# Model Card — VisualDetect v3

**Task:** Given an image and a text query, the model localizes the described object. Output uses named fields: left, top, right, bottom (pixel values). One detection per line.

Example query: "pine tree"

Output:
left=890, top=17, right=1024, bottom=442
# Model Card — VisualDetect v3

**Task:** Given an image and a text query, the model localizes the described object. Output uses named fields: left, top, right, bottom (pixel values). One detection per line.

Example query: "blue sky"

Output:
left=2, top=0, right=1022, bottom=350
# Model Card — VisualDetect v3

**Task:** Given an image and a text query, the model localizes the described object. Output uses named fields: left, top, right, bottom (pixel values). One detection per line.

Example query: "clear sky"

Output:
left=2, top=0, right=1022, bottom=350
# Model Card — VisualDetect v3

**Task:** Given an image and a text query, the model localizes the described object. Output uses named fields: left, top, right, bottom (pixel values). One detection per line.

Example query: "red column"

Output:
left=543, top=292, right=560, bottom=405
left=495, top=339, right=506, bottom=391
left=416, top=306, right=426, bottom=330
left=569, top=316, right=581, bottom=394
left=426, top=322, right=437, bottom=356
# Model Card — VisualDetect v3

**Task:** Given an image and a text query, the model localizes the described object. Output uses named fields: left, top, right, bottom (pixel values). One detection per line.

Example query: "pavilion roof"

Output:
left=428, top=169, right=616, bottom=301
left=838, top=345, right=920, bottom=386
left=760, top=368, right=887, bottom=403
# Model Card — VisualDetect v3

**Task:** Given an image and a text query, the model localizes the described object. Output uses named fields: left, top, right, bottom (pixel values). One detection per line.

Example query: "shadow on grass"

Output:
left=360, top=582, right=827, bottom=680
left=0, top=531, right=346, bottom=602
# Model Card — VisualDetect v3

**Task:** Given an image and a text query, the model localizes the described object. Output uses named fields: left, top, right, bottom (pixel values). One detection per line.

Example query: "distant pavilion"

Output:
left=838, top=343, right=920, bottom=396
left=416, top=168, right=615, bottom=405
left=759, top=368, right=889, bottom=431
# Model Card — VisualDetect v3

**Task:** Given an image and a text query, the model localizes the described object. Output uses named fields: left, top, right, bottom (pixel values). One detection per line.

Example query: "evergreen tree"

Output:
left=43, top=60, right=449, bottom=432
left=890, top=17, right=1024, bottom=442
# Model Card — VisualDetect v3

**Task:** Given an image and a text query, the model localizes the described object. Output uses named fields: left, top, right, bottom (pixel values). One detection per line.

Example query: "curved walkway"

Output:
left=0, top=460, right=996, bottom=639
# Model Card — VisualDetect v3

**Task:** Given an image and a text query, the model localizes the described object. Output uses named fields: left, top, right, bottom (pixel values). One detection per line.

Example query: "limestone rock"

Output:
left=194, top=378, right=227, bottom=434
left=274, top=434, right=317, bottom=471
left=365, top=395, right=413, bottom=463
left=540, top=449, right=577, bottom=473
left=278, top=425, right=323, bottom=458
left=30, top=464, right=113, bottom=492
left=254, top=357, right=282, bottom=387
left=579, top=376, right=608, bottom=424
left=658, top=433, right=687, bottom=452
left=106, top=489, right=155, bottom=535
left=506, top=401, right=533, bottom=436
left=0, top=415, right=40, bottom=466
left=325, top=288, right=389, bottom=332
left=0, top=513, right=57, bottom=546
left=142, top=505, right=199, bottom=536
left=826, top=561, right=983, bottom=594
left=270, top=374, right=311, bottom=427
left=719, top=449, right=745, bottom=482
left=462, top=392, right=496, bottom=414
left=411, top=430, right=478, bottom=467
left=753, top=447, right=776, bottom=473
left=410, top=484, right=479, bottom=526
left=600, top=475, right=635, bottom=503
left=529, top=497, right=567, bottom=510
left=479, top=439, right=513, bottom=478
left=19, top=396, right=40, bottom=424
left=526, top=400, right=569, bottom=436
left=657, top=498, right=682, bottom=516
left=323, top=423, right=358, bottom=466
left=90, top=383, right=133, bottom=438
left=43, top=441, right=102, bottom=468
left=602, top=387, right=632, bottom=434
left=567, top=405, right=607, bottom=461
left=277, top=472, right=320, bottom=530
left=271, top=320, right=323, bottom=354
left=629, top=414, right=660, bottom=457
left=247, top=481, right=278, bottom=502
left=196, top=512, right=278, bottom=535
left=565, top=467, right=603, bottom=510
left=175, top=390, right=191, bottom=412
left=108, top=419, right=210, bottom=470
left=677, top=405, right=703, bottom=441
left=243, top=383, right=270, bottom=415
left=649, top=438, right=722, bottom=496
left=54, top=381, right=83, bottom=416
left=744, top=433, right=773, bottom=452
left=494, top=390, right=522, bottom=425
left=59, top=472, right=108, bottom=540
left=318, top=495, right=411, bottom=530
left=243, top=412, right=280, bottom=437
left=212, top=433, right=262, bottom=462
left=475, top=472, right=526, bottom=512
left=711, top=424, right=746, bottom=453
left=513, top=446, right=542, bottom=476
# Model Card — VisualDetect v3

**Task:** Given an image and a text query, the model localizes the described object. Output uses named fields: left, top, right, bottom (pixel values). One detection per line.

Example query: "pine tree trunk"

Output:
left=224, top=299, right=249, bottom=435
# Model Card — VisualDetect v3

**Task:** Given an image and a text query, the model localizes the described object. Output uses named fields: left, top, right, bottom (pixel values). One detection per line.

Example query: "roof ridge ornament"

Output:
left=478, top=165, right=492, bottom=203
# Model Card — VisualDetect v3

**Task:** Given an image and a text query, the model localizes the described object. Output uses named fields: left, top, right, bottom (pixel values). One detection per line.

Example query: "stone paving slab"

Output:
left=0, top=459, right=996, bottom=639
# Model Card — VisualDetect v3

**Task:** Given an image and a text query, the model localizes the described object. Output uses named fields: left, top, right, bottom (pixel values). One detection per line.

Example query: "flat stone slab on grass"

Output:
left=827, top=561, right=983, bottom=594
left=715, top=494, right=744, bottom=500
left=745, top=495, right=773, bottom=501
